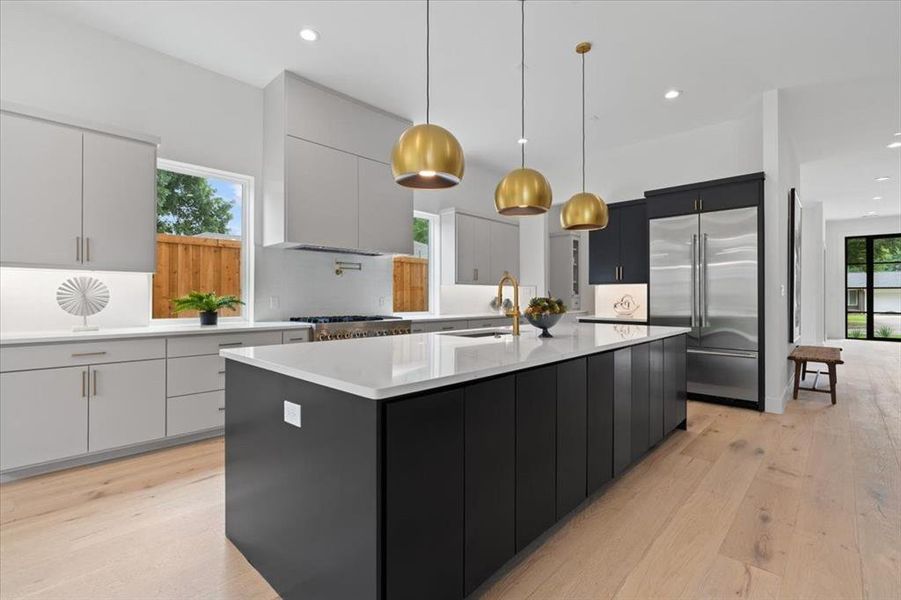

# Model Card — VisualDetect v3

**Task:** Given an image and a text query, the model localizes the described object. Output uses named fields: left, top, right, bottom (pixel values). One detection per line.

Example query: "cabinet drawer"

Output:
left=167, top=391, right=225, bottom=436
left=166, top=331, right=282, bottom=358
left=467, top=318, right=508, bottom=329
left=0, top=338, right=165, bottom=372
left=167, top=355, right=224, bottom=397
left=282, top=330, right=311, bottom=344
left=411, top=320, right=467, bottom=334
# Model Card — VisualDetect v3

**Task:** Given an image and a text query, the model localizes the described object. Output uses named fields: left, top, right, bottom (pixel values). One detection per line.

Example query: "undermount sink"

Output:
left=441, top=330, right=512, bottom=338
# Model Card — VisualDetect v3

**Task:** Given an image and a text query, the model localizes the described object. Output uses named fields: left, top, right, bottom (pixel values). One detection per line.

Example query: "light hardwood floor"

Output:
left=1, top=340, right=898, bottom=600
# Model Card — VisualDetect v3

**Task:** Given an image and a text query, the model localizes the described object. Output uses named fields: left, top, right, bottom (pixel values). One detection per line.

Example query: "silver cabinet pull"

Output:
left=81, top=370, right=87, bottom=397
left=85, top=237, right=91, bottom=262
left=92, top=370, right=98, bottom=395
left=72, top=351, right=107, bottom=357
left=687, top=347, right=757, bottom=359
left=701, top=233, right=709, bottom=327
left=218, top=341, right=243, bottom=347
left=217, top=370, right=226, bottom=375
left=440, top=326, right=454, bottom=331
left=286, top=337, right=305, bottom=342
left=474, top=268, right=478, bottom=281
left=700, top=198, right=704, bottom=211
left=218, top=407, right=226, bottom=412
left=76, top=236, right=82, bottom=262
left=690, top=234, right=698, bottom=328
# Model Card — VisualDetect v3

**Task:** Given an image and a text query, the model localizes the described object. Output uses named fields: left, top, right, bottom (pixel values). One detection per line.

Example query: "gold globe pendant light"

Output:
left=495, top=0, right=552, bottom=216
left=561, top=42, right=608, bottom=231
left=391, top=0, right=464, bottom=189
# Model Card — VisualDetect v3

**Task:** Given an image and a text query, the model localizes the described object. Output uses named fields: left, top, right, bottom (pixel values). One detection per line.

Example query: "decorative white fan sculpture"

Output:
left=56, top=276, right=110, bottom=331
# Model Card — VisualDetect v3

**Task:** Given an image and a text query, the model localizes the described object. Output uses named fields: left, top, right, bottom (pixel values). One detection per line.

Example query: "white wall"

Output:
left=800, top=202, right=825, bottom=345
left=760, top=89, right=800, bottom=414
left=824, top=215, right=901, bottom=338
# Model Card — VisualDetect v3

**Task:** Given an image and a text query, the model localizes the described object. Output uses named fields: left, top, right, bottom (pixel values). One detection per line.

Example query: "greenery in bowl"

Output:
left=172, top=291, right=244, bottom=325
left=524, top=296, right=567, bottom=316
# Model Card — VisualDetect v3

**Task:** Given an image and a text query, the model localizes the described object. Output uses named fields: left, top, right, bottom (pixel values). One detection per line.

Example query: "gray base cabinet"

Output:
left=88, top=360, right=166, bottom=452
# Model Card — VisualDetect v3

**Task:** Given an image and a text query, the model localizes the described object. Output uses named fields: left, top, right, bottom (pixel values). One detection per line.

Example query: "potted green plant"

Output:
left=171, top=291, right=244, bottom=326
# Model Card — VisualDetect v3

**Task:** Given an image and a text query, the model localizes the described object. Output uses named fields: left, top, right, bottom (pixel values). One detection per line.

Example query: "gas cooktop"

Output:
left=289, top=315, right=401, bottom=324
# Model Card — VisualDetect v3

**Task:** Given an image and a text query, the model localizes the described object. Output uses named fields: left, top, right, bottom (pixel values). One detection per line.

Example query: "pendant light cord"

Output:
left=426, top=0, right=430, bottom=124
left=520, top=0, right=525, bottom=168
left=581, top=51, right=586, bottom=192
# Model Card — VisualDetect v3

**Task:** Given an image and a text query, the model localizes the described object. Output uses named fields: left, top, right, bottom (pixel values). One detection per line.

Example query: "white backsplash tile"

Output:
left=439, top=284, right=538, bottom=315
left=254, top=247, right=394, bottom=319
left=592, top=284, right=648, bottom=320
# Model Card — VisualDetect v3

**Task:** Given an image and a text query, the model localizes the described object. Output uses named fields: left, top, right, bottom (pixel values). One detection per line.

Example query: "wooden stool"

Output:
left=788, top=345, right=844, bottom=404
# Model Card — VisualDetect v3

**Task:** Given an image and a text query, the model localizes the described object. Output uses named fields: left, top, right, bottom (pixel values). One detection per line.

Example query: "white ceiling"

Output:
left=18, top=0, right=901, bottom=217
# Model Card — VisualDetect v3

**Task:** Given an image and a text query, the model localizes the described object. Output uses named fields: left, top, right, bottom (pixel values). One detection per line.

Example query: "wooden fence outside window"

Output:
left=393, top=256, right=428, bottom=312
left=152, top=234, right=241, bottom=318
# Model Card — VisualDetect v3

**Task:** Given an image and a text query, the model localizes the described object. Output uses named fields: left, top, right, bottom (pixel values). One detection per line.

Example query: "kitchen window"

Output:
left=152, top=159, right=253, bottom=320
left=393, top=211, right=438, bottom=313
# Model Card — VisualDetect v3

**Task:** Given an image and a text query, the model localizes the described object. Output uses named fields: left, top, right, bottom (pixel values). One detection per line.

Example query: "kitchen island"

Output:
left=221, top=321, right=689, bottom=600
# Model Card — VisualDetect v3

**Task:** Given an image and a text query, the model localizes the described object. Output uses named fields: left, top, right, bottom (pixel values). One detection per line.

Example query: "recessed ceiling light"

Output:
left=875, top=176, right=890, bottom=182
left=299, top=28, right=319, bottom=42
left=517, top=138, right=528, bottom=144
left=888, top=141, right=901, bottom=149
left=873, top=196, right=883, bottom=200
left=864, top=211, right=878, bottom=217
left=664, top=89, right=682, bottom=100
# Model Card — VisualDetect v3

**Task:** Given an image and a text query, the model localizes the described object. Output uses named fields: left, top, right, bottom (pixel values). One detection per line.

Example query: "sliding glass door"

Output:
left=846, top=234, right=901, bottom=341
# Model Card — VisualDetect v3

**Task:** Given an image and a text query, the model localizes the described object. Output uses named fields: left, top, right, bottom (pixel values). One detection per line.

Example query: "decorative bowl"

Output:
left=524, top=312, right=563, bottom=338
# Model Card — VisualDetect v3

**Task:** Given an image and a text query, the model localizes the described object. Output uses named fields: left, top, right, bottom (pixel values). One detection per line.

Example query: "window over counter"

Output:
left=845, top=234, right=900, bottom=340
left=393, top=211, right=437, bottom=313
left=152, top=160, right=252, bottom=320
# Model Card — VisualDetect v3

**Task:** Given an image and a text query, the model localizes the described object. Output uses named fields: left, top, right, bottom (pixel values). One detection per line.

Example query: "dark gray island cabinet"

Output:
left=223, top=329, right=687, bottom=600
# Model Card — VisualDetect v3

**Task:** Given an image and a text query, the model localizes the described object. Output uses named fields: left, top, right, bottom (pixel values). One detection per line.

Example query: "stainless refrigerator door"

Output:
left=649, top=214, right=700, bottom=347
left=699, top=206, right=758, bottom=351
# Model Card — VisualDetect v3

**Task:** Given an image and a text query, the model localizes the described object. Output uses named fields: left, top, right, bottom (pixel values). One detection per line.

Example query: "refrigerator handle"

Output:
left=690, top=234, right=698, bottom=327
left=701, top=232, right=709, bottom=327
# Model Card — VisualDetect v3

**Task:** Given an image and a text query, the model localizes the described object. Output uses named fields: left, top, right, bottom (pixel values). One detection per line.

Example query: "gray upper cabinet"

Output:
left=82, top=132, right=157, bottom=272
left=0, top=105, right=159, bottom=272
left=0, top=112, right=84, bottom=268
left=284, top=136, right=359, bottom=250
left=263, top=72, right=413, bottom=254
left=358, top=157, right=413, bottom=255
left=441, top=209, right=518, bottom=285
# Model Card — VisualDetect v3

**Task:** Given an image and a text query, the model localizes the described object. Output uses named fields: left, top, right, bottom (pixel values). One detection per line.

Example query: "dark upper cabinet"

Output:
left=515, top=365, right=557, bottom=552
left=464, top=376, right=515, bottom=596
left=588, top=201, right=648, bottom=284
left=648, top=340, right=665, bottom=447
left=664, top=334, right=688, bottom=433
left=612, top=348, right=633, bottom=476
left=646, top=173, right=764, bottom=219
left=630, top=343, right=650, bottom=462
left=556, top=358, right=587, bottom=519
left=385, top=389, right=464, bottom=600
left=587, top=352, right=614, bottom=494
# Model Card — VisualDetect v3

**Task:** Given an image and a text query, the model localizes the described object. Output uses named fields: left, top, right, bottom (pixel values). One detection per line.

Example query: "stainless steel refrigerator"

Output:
left=648, top=206, right=760, bottom=408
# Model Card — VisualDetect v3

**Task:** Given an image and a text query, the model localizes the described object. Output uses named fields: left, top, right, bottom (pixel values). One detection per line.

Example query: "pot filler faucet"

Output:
left=496, top=271, right=521, bottom=336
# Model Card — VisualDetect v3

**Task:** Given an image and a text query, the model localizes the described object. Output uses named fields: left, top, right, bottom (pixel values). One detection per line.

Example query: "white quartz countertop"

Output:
left=394, top=311, right=588, bottom=323
left=221, top=322, right=690, bottom=400
left=0, top=321, right=311, bottom=346
left=579, top=315, right=648, bottom=323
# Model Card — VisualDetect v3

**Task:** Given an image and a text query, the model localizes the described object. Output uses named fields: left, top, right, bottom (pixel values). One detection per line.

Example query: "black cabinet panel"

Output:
left=618, top=204, right=649, bottom=284
left=630, top=343, right=650, bottom=461
left=612, top=348, right=633, bottom=476
left=664, top=334, right=688, bottom=433
left=648, top=340, right=664, bottom=447
left=589, top=220, right=620, bottom=284
left=515, top=366, right=557, bottom=551
left=589, top=202, right=649, bottom=285
left=587, top=353, right=614, bottom=494
left=556, top=358, right=587, bottom=519
left=464, top=376, right=515, bottom=596
left=386, top=389, right=464, bottom=600
left=645, top=189, right=697, bottom=218
left=701, top=180, right=761, bottom=212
